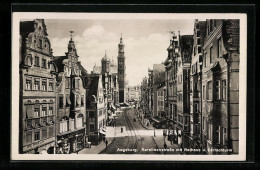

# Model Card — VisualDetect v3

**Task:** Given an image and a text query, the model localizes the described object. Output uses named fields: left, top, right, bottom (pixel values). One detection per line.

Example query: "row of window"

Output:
left=26, top=104, right=54, bottom=118
left=25, top=126, right=54, bottom=145
left=26, top=116, right=55, bottom=130
left=202, top=79, right=227, bottom=101
left=202, top=117, right=227, bottom=145
left=204, top=37, right=222, bottom=68
left=59, top=95, right=84, bottom=109
left=59, top=117, right=84, bottom=134
left=25, top=77, right=54, bottom=91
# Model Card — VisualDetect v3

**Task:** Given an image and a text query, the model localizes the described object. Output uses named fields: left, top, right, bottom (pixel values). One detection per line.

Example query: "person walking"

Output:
left=105, top=139, right=108, bottom=148
left=163, top=142, right=167, bottom=155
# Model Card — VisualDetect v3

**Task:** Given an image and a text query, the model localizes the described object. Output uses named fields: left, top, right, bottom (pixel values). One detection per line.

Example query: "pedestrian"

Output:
left=163, top=142, right=167, bottom=155
left=105, top=139, right=108, bottom=148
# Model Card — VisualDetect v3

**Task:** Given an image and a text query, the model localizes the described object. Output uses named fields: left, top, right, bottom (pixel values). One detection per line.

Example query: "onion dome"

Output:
left=102, top=51, right=110, bottom=62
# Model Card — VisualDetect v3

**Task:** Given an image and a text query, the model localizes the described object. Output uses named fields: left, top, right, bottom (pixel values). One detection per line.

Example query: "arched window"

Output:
left=76, top=114, right=84, bottom=129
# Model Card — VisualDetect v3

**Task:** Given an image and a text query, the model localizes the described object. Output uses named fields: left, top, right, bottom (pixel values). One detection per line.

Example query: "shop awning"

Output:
left=151, top=117, right=167, bottom=124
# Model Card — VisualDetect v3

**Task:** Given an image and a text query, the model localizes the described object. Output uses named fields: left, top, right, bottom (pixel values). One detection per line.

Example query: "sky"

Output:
left=45, top=19, right=194, bottom=86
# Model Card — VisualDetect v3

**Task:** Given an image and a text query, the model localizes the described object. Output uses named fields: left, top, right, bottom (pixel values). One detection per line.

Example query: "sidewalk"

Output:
left=78, top=126, right=116, bottom=154
left=135, top=110, right=154, bottom=130
left=152, top=135, right=181, bottom=155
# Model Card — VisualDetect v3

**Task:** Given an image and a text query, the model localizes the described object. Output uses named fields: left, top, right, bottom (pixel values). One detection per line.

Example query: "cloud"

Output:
left=50, top=25, right=169, bottom=86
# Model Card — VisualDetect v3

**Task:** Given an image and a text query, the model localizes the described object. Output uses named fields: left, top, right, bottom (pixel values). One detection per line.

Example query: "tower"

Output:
left=101, top=51, right=110, bottom=74
left=118, top=34, right=125, bottom=103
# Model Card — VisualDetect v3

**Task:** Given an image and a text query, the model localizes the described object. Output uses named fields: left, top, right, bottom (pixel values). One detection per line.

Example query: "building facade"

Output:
left=85, top=75, right=106, bottom=145
left=189, top=20, right=207, bottom=150
left=201, top=19, right=239, bottom=154
left=54, top=35, right=86, bottom=154
left=19, top=19, right=57, bottom=154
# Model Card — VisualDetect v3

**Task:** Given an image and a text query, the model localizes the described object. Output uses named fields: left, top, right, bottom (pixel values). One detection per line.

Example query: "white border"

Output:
left=11, top=12, right=247, bottom=161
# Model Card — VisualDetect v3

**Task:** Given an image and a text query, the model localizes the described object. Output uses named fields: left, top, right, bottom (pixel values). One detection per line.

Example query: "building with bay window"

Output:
left=201, top=19, right=239, bottom=154
left=19, top=19, right=58, bottom=154
left=84, top=74, right=106, bottom=145
left=53, top=34, right=86, bottom=154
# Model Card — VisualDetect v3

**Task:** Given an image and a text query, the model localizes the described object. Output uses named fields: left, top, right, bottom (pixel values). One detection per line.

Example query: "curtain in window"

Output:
left=26, top=105, right=33, bottom=118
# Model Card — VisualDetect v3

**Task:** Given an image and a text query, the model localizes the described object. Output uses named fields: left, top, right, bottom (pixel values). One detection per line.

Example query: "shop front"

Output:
left=57, top=128, right=85, bottom=154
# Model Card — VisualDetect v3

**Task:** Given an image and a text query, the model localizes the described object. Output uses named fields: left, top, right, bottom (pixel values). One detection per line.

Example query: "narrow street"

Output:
left=100, top=108, right=180, bottom=154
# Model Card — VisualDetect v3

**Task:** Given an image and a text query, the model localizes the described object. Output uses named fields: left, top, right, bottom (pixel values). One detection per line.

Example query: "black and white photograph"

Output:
left=11, top=12, right=247, bottom=161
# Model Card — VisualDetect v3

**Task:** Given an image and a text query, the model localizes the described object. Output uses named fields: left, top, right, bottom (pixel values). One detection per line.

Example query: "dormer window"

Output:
left=38, top=39, right=42, bottom=49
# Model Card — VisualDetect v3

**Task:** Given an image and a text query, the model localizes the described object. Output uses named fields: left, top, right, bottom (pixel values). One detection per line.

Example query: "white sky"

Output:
left=45, top=19, right=194, bottom=86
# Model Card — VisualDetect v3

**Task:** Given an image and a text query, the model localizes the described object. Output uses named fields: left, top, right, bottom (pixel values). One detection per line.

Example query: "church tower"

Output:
left=101, top=51, right=110, bottom=74
left=118, top=34, right=125, bottom=103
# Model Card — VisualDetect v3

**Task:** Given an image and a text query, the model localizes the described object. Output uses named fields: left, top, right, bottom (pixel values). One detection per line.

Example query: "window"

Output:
left=184, top=116, right=189, bottom=125
left=204, top=53, right=207, bottom=67
left=207, top=81, right=212, bottom=100
left=72, top=79, right=75, bottom=89
left=42, top=80, right=47, bottom=91
left=178, top=75, right=182, bottom=84
left=42, top=107, right=47, bottom=116
left=197, top=38, right=201, bottom=45
left=194, top=82, right=198, bottom=91
left=203, top=85, right=205, bottom=99
left=35, top=56, right=40, bottom=66
left=80, top=96, right=84, bottom=107
left=99, top=110, right=102, bottom=116
left=65, top=77, right=70, bottom=88
left=194, top=46, right=196, bottom=56
left=223, top=127, right=227, bottom=145
left=49, top=106, right=53, bottom=115
left=69, top=119, right=75, bottom=130
left=202, top=117, right=205, bottom=131
left=76, top=95, right=79, bottom=107
left=210, top=46, right=213, bottom=63
left=218, top=37, right=221, bottom=57
left=42, top=58, right=46, bottom=68
left=66, top=95, right=70, bottom=107
left=76, top=114, right=83, bottom=129
left=215, top=80, right=221, bottom=100
left=194, top=103, right=198, bottom=113
left=34, top=107, right=40, bottom=117
left=39, top=39, right=43, bottom=48
left=99, top=97, right=103, bottom=104
left=34, top=79, right=40, bottom=90
left=89, top=111, right=94, bottom=118
left=49, top=126, right=54, bottom=137
left=90, top=124, right=95, bottom=131
left=216, top=126, right=221, bottom=144
left=222, top=80, right=227, bottom=100
left=49, top=82, right=53, bottom=91
left=198, top=46, right=201, bottom=54
left=60, top=119, right=68, bottom=133
left=26, top=131, right=32, bottom=145
left=34, top=131, right=40, bottom=141
left=42, top=128, right=47, bottom=139
left=25, top=79, right=32, bottom=90
left=59, top=95, right=63, bottom=108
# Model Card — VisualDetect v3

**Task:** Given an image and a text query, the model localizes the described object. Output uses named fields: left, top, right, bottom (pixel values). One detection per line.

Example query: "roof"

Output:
left=110, top=65, right=118, bottom=74
left=53, top=56, right=67, bottom=73
left=153, top=64, right=165, bottom=85
left=20, top=21, right=34, bottom=37
left=93, top=65, right=101, bottom=74
left=85, top=76, right=100, bottom=107
left=222, top=19, right=239, bottom=51
left=77, top=62, right=88, bottom=77
left=180, top=35, right=193, bottom=63
left=198, top=21, right=207, bottom=40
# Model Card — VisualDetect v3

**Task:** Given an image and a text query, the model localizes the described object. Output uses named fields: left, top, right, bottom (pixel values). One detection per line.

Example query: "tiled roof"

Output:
left=53, top=56, right=67, bottom=73
left=153, top=64, right=165, bottom=85
left=84, top=76, right=100, bottom=107
left=222, top=20, right=240, bottom=51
